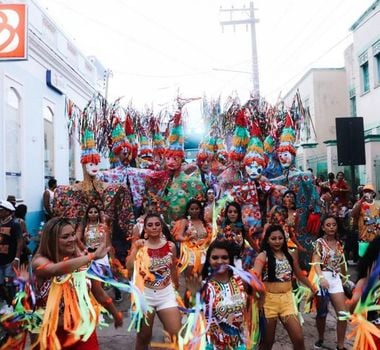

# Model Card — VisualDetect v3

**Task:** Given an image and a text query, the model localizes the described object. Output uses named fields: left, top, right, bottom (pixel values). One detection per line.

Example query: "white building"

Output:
left=282, top=68, right=350, bottom=176
left=0, top=0, right=105, bottom=238
left=344, top=0, right=380, bottom=191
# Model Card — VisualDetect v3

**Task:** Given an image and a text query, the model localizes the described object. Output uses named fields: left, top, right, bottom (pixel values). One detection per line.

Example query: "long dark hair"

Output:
left=140, top=213, right=173, bottom=242
left=221, top=201, right=245, bottom=257
left=318, top=215, right=340, bottom=241
left=201, top=239, right=235, bottom=280
left=79, top=204, right=101, bottom=237
left=357, top=236, right=380, bottom=281
left=282, top=190, right=297, bottom=210
left=184, top=198, right=205, bottom=224
left=222, top=201, right=243, bottom=227
left=261, top=225, right=294, bottom=281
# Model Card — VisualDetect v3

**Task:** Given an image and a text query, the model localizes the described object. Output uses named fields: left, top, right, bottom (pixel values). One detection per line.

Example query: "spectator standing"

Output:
left=351, top=183, right=380, bottom=244
left=0, top=200, right=23, bottom=305
left=323, top=172, right=336, bottom=192
left=6, top=195, right=16, bottom=209
left=43, top=178, right=57, bottom=221
left=14, top=204, right=31, bottom=265
left=331, top=171, right=351, bottom=206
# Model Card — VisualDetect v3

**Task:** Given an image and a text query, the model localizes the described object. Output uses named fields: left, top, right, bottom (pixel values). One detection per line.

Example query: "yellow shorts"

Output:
left=263, top=290, right=297, bottom=320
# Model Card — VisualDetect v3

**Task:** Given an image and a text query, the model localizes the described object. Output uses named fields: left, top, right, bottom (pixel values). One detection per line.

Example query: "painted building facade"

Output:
left=282, top=68, right=350, bottom=177
left=0, top=0, right=105, bottom=238
left=344, top=0, right=380, bottom=191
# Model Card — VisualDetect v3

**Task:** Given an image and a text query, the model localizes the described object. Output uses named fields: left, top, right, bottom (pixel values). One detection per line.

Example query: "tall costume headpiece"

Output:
left=229, top=108, right=250, bottom=162
left=151, top=118, right=166, bottom=159
left=197, top=135, right=214, bottom=164
left=277, top=113, right=296, bottom=156
left=138, top=134, right=153, bottom=159
left=81, top=128, right=100, bottom=164
left=166, top=110, right=185, bottom=159
left=243, top=122, right=265, bottom=167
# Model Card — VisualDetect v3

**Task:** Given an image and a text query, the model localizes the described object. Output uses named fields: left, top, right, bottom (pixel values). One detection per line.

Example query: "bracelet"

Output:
left=14, top=257, right=20, bottom=262
left=87, top=253, right=95, bottom=261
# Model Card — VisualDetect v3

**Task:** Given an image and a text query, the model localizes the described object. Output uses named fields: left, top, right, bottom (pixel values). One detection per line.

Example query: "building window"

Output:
left=373, top=40, right=380, bottom=86
left=350, top=96, right=357, bottom=117
left=361, top=61, right=370, bottom=93
left=43, top=106, right=55, bottom=181
left=375, top=53, right=380, bottom=86
left=359, top=52, right=369, bottom=93
left=5, top=88, right=22, bottom=198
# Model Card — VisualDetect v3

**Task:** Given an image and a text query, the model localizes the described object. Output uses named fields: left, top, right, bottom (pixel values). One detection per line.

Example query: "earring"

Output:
left=144, top=233, right=148, bottom=239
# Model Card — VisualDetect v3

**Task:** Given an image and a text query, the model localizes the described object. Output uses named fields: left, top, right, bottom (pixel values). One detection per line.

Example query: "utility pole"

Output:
left=220, top=2, right=260, bottom=97
left=103, top=69, right=113, bottom=101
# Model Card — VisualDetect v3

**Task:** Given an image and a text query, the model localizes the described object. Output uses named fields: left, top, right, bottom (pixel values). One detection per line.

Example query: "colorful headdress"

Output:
left=277, top=113, right=296, bottom=156
left=108, top=150, right=119, bottom=168
left=243, top=122, right=265, bottom=167
left=229, top=108, right=250, bottom=162
left=151, top=118, right=166, bottom=158
left=111, top=120, right=130, bottom=155
left=125, top=114, right=138, bottom=160
left=138, top=134, right=153, bottom=159
left=81, top=128, right=100, bottom=164
left=263, top=134, right=276, bottom=154
left=166, top=110, right=185, bottom=159
left=215, top=136, right=228, bottom=164
left=197, top=135, right=214, bottom=164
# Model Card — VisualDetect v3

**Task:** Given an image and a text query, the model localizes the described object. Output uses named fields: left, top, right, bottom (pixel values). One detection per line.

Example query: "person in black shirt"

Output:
left=0, top=200, right=22, bottom=305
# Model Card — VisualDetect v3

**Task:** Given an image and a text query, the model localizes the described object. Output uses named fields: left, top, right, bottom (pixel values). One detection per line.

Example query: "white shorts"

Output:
left=317, top=270, right=344, bottom=295
left=144, top=284, right=178, bottom=311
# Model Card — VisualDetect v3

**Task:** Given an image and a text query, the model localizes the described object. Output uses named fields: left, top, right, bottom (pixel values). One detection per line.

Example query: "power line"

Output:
left=265, top=32, right=352, bottom=99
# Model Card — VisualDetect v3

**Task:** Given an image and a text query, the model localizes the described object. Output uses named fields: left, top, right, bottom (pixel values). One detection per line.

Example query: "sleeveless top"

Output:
left=145, top=241, right=173, bottom=289
left=262, top=252, right=293, bottom=282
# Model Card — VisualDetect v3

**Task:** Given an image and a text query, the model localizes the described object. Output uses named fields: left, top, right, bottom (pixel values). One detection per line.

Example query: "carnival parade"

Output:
left=1, top=0, right=380, bottom=349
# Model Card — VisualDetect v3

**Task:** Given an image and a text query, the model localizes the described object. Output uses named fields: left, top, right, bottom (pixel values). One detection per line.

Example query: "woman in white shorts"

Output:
left=312, top=215, right=348, bottom=350
left=127, top=213, right=181, bottom=350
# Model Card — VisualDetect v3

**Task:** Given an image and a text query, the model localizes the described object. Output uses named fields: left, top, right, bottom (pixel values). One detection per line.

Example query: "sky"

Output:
left=38, top=0, right=374, bottom=121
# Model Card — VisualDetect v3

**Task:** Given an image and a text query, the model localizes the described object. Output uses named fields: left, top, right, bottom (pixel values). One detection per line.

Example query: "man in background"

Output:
left=0, top=200, right=22, bottom=305
left=43, top=178, right=57, bottom=221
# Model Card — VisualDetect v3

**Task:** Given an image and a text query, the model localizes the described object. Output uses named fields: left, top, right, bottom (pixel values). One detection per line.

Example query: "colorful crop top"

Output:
left=145, top=242, right=173, bottom=289
left=262, top=252, right=293, bottom=282
left=203, top=275, right=247, bottom=350
left=314, top=238, right=344, bottom=275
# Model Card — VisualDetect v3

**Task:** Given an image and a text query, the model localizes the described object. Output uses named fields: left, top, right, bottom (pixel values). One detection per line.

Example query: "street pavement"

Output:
left=98, top=263, right=359, bottom=349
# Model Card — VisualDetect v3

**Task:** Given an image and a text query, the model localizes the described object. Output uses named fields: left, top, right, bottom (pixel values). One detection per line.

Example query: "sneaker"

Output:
left=314, top=340, right=324, bottom=349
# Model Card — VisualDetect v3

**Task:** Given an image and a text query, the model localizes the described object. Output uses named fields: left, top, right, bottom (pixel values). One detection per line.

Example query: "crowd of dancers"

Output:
left=0, top=95, right=379, bottom=350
